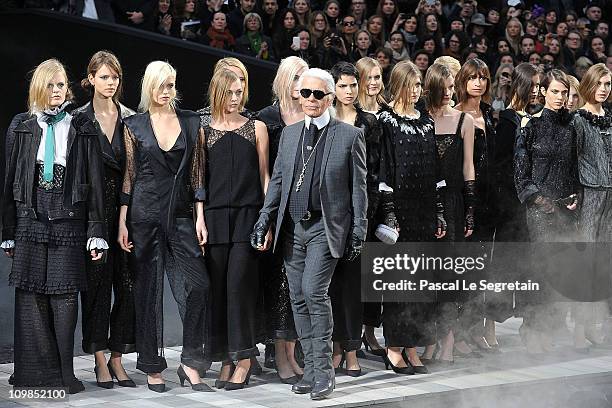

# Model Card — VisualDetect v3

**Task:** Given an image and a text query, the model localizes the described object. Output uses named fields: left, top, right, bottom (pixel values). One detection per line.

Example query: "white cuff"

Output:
left=86, top=238, right=109, bottom=251
left=1, top=240, right=15, bottom=249
left=436, top=180, right=447, bottom=190
left=378, top=182, right=394, bottom=192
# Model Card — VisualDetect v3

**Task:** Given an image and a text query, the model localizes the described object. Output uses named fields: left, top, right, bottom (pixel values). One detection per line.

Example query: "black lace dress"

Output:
left=255, top=104, right=297, bottom=342
left=330, top=108, right=383, bottom=351
left=377, top=105, right=437, bottom=347
left=204, top=119, right=263, bottom=361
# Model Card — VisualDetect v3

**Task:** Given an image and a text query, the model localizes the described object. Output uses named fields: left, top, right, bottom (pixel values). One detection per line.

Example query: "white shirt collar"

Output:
left=304, top=109, right=330, bottom=130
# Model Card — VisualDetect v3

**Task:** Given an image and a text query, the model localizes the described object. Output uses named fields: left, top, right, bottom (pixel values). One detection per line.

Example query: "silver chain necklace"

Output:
left=295, top=125, right=324, bottom=192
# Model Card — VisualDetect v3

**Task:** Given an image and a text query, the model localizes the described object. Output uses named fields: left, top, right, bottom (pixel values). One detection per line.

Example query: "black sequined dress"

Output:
left=377, top=105, right=437, bottom=347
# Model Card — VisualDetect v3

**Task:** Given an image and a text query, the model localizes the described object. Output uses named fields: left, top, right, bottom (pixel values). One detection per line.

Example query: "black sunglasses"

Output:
left=300, top=88, right=331, bottom=100
left=343, top=21, right=356, bottom=26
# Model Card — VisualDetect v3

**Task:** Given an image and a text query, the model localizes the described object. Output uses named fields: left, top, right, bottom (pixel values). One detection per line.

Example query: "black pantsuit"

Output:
left=122, top=110, right=210, bottom=374
left=330, top=258, right=362, bottom=351
left=77, top=102, right=136, bottom=355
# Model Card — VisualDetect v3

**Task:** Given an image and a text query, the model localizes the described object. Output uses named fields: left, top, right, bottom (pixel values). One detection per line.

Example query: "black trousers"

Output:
left=134, top=230, right=210, bottom=373
left=207, top=242, right=260, bottom=361
left=81, top=244, right=136, bottom=354
left=13, top=289, right=78, bottom=387
left=330, top=258, right=363, bottom=351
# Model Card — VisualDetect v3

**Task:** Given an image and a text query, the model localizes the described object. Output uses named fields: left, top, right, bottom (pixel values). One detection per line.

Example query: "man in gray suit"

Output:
left=251, top=68, right=367, bottom=400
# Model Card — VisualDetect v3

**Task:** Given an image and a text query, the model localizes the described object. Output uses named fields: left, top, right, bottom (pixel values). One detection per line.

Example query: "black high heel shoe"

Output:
left=343, top=353, right=362, bottom=377
left=362, top=334, right=386, bottom=357
left=178, top=365, right=214, bottom=392
left=215, top=363, right=236, bottom=389
left=225, top=365, right=253, bottom=391
left=333, top=353, right=346, bottom=375
left=382, top=349, right=414, bottom=375
left=147, top=382, right=167, bottom=393
left=278, top=372, right=299, bottom=384
left=107, top=362, right=136, bottom=388
left=94, top=365, right=114, bottom=389
left=401, top=349, right=429, bottom=374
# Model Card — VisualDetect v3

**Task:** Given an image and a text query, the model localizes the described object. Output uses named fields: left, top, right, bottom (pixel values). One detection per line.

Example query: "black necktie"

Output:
left=289, top=125, right=317, bottom=222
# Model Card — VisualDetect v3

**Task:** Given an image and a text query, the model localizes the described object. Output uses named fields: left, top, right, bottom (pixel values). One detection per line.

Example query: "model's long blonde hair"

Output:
left=387, top=60, right=422, bottom=113
left=272, top=57, right=309, bottom=113
left=28, top=59, right=72, bottom=114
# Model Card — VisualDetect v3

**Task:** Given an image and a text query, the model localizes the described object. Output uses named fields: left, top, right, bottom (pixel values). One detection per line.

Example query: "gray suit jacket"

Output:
left=258, top=116, right=368, bottom=258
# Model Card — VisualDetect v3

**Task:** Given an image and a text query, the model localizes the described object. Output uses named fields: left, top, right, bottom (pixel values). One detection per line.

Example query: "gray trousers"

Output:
left=282, top=216, right=339, bottom=383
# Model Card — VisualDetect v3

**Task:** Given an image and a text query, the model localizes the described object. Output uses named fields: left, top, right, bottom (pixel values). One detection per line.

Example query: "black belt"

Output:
left=301, top=210, right=322, bottom=221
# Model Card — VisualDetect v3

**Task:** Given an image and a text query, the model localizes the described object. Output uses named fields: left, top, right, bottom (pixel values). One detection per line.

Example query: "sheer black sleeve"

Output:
left=191, top=127, right=206, bottom=202
left=121, top=127, right=137, bottom=206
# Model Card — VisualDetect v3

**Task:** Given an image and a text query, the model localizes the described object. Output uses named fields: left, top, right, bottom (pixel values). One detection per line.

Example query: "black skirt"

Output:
left=10, top=164, right=87, bottom=294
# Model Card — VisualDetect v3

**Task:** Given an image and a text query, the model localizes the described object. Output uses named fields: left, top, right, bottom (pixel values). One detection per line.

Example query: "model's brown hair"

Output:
left=455, top=58, right=491, bottom=104
left=541, top=68, right=570, bottom=92
left=424, top=63, right=452, bottom=112
left=387, top=60, right=422, bottom=113
left=81, top=50, right=123, bottom=102
left=509, top=62, right=539, bottom=111
left=208, top=69, right=242, bottom=123
left=578, top=63, right=612, bottom=104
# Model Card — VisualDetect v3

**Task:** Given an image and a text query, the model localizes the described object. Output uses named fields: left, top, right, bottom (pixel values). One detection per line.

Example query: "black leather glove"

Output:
left=250, top=215, right=271, bottom=250
left=436, top=188, right=447, bottom=234
left=344, top=233, right=363, bottom=262
left=380, top=190, right=399, bottom=230
left=533, top=195, right=554, bottom=213
left=555, top=192, right=579, bottom=209
left=464, top=180, right=477, bottom=232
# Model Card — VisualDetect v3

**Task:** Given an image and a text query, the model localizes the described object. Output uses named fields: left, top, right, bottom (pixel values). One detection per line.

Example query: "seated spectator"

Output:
left=113, top=0, right=157, bottom=30
left=352, top=29, right=375, bottom=61
left=448, top=17, right=464, bottom=32
left=563, top=29, right=584, bottom=70
left=576, top=17, right=592, bottom=39
left=227, top=0, right=256, bottom=39
left=374, top=46, right=393, bottom=84
left=586, top=35, right=607, bottom=64
left=323, top=0, right=340, bottom=31
left=340, top=14, right=359, bottom=57
left=564, top=10, right=578, bottom=30
left=412, top=48, right=431, bottom=77
left=272, top=8, right=299, bottom=60
left=288, top=26, right=320, bottom=67
left=528, top=51, right=542, bottom=67
left=366, top=14, right=385, bottom=49
left=171, top=0, right=199, bottom=41
left=486, top=8, right=503, bottom=38
left=376, top=0, right=398, bottom=38
left=541, top=52, right=556, bottom=70
left=349, top=0, right=367, bottom=29
left=309, top=10, right=330, bottom=49
left=505, top=17, right=524, bottom=55
left=594, top=21, right=608, bottom=41
left=584, top=1, right=603, bottom=24
left=472, top=35, right=490, bottom=65
left=467, top=13, right=490, bottom=39
left=199, top=0, right=226, bottom=31
left=443, top=30, right=468, bottom=60
left=490, top=63, right=514, bottom=115
left=384, top=30, right=409, bottom=63
left=235, top=13, right=275, bottom=61
left=399, top=13, right=418, bottom=56
left=260, top=0, right=278, bottom=36
left=416, top=33, right=440, bottom=58
left=152, top=0, right=174, bottom=36
left=293, top=0, right=311, bottom=27
left=546, top=37, right=565, bottom=67
left=200, top=11, right=235, bottom=50
left=555, top=21, right=569, bottom=42
left=517, top=35, right=536, bottom=62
